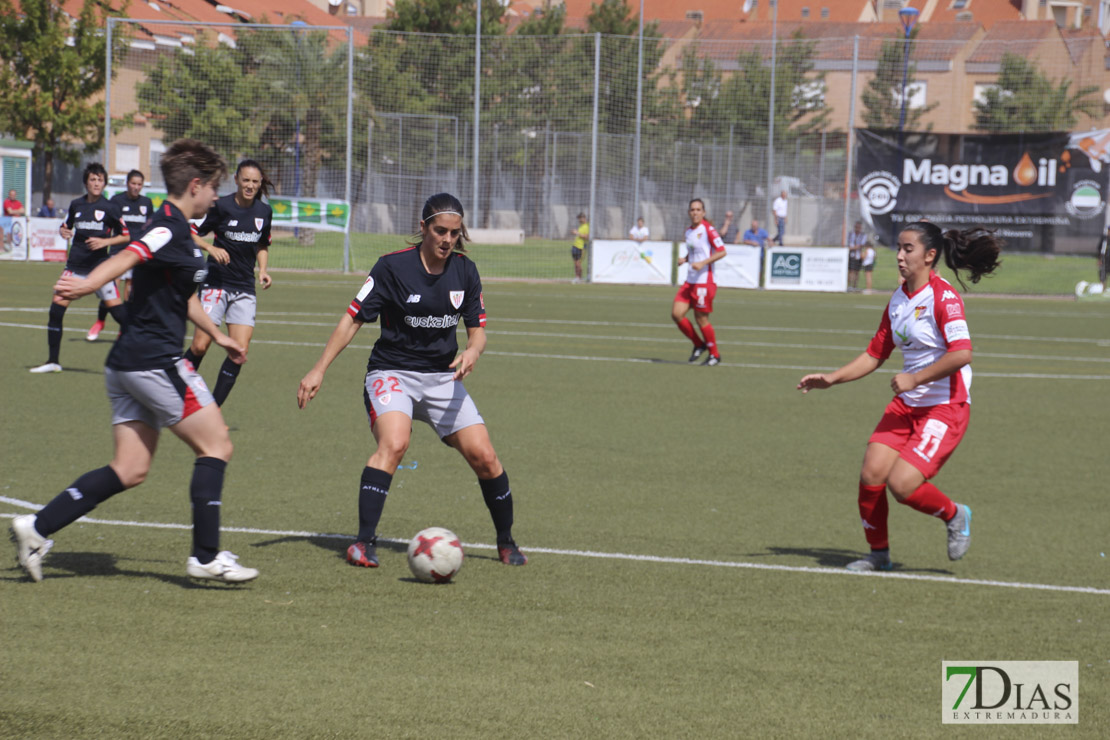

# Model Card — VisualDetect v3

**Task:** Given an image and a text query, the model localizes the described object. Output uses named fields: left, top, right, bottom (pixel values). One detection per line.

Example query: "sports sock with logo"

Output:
left=183, top=347, right=204, bottom=370
left=357, top=466, right=392, bottom=542
left=212, top=357, right=242, bottom=406
left=676, top=318, right=702, bottom=347
left=46, top=303, right=66, bottom=364
left=34, top=466, right=126, bottom=537
left=858, top=482, right=889, bottom=550
left=900, top=481, right=957, bottom=521
left=190, top=457, right=226, bottom=563
left=478, top=471, right=514, bottom=543
left=700, top=323, right=719, bottom=357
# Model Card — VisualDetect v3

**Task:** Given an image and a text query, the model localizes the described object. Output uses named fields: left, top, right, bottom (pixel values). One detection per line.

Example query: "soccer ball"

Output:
left=407, top=527, right=464, bottom=583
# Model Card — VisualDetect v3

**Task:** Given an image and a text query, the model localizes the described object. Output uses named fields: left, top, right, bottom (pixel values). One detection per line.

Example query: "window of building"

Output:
left=115, top=143, right=139, bottom=174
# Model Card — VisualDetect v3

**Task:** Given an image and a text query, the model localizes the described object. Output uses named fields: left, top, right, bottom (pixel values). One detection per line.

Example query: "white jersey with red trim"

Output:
left=866, top=271, right=973, bottom=407
left=684, top=219, right=725, bottom=285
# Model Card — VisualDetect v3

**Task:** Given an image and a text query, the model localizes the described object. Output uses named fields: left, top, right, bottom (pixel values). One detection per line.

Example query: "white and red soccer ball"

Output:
left=407, top=527, right=464, bottom=583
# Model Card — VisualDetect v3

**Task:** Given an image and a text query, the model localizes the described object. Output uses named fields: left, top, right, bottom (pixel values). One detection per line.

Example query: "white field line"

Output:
left=1, top=497, right=1106, bottom=596
left=2, top=319, right=1108, bottom=379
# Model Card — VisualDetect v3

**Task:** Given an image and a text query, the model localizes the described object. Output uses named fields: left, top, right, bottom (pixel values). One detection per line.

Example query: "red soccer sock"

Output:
left=900, top=481, right=957, bottom=521
left=676, top=318, right=703, bottom=347
left=858, top=482, right=889, bottom=551
left=700, top=323, right=719, bottom=357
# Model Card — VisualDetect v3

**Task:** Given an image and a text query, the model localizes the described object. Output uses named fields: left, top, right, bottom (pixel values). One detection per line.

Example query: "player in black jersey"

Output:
left=297, top=192, right=527, bottom=568
left=30, top=163, right=130, bottom=373
left=88, top=170, right=155, bottom=341
left=182, top=160, right=274, bottom=407
left=10, top=139, right=259, bottom=584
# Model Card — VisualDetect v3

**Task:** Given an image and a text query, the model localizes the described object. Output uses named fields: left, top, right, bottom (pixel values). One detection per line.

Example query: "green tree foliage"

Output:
left=860, top=31, right=938, bottom=131
left=972, top=53, right=1100, bottom=133
left=0, top=0, right=130, bottom=201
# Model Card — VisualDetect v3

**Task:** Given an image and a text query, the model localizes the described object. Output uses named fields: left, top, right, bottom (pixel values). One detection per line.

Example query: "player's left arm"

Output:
left=188, top=294, right=246, bottom=365
left=54, top=250, right=141, bottom=299
left=256, top=245, right=271, bottom=289
left=451, top=325, right=486, bottom=381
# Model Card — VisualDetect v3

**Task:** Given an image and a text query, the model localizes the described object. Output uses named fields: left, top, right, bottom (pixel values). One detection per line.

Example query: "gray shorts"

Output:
left=106, top=358, right=215, bottom=429
left=61, top=268, right=119, bottom=302
left=199, top=287, right=256, bottom=327
left=363, top=369, right=485, bottom=439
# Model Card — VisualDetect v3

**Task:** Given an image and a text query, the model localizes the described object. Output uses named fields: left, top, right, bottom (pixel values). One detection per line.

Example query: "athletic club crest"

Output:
left=379, top=393, right=392, bottom=406
left=255, top=218, right=264, bottom=231
left=94, top=210, right=104, bottom=221
left=140, top=205, right=147, bottom=215
left=450, top=291, right=464, bottom=309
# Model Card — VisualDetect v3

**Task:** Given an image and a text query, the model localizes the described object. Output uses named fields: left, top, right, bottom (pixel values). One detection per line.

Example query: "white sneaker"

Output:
left=186, top=551, right=259, bottom=583
left=10, top=514, right=54, bottom=582
left=946, top=504, right=972, bottom=561
left=845, top=551, right=893, bottom=572
left=29, top=362, right=62, bottom=374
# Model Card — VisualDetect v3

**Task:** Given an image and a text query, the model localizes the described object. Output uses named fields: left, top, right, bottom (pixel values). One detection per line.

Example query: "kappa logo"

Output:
left=405, top=294, right=422, bottom=303
left=450, top=291, right=464, bottom=309
left=255, top=218, right=264, bottom=230
left=941, top=290, right=957, bottom=301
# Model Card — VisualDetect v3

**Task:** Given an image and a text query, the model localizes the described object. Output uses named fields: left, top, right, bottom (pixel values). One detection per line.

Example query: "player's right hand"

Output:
left=297, top=370, right=323, bottom=409
left=796, top=374, right=832, bottom=393
left=207, top=245, right=230, bottom=265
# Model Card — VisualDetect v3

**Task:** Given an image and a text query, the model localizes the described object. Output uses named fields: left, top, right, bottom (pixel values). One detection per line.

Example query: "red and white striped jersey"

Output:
left=866, top=271, right=973, bottom=407
left=684, top=219, right=725, bottom=285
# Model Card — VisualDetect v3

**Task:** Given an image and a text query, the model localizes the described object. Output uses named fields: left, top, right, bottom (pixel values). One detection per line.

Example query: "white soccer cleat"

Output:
left=845, top=551, right=892, bottom=572
left=186, top=550, right=259, bottom=583
left=10, top=514, right=54, bottom=583
left=946, top=504, right=972, bottom=561
left=29, top=362, right=62, bottom=374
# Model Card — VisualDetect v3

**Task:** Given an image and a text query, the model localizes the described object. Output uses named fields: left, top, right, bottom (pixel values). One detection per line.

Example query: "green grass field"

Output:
left=2, top=262, right=1108, bottom=737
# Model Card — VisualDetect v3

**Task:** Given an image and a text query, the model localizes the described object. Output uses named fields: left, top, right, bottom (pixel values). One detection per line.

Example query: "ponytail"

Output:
left=901, top=221, right=1003, bottom=290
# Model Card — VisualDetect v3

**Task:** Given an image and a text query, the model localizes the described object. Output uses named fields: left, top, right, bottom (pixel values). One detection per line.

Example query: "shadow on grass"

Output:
left=250, top=533, right=406, bottom=563
left=4, top=551, right=249, bottom=589
left=751, top=545, right=955, bottom=575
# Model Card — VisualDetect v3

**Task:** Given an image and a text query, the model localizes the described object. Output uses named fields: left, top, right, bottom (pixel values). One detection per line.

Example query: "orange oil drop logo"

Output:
left=1013, top=152, right=1037, bottom=187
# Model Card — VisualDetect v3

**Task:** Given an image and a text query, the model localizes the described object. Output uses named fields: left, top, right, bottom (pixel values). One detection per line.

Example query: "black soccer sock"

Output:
left=479, top=471, right=514, bottom=543
left=212, top=357, right=242, bottom=406
left=97, top=301, right=108, bottom=322
left=357, top=466, right=393, bottom=542
left=183, top=347, right=204, bottom=370
left=46, top=303, right=66, bottom=364
left=107, top=303, right=128, bottom=330
left=34, top=466, right=127, bottom=537
left=190, top=457, right=226, bottom=564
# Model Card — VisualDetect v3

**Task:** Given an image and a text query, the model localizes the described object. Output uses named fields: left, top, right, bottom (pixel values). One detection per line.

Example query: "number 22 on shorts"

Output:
left=372, top=376, right=401, bottom=397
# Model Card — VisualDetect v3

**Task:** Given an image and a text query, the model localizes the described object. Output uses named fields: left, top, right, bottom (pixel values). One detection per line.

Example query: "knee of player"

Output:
left=466, top=447, right=501, bottom=478
left=113, top=463, right=150, bottom=489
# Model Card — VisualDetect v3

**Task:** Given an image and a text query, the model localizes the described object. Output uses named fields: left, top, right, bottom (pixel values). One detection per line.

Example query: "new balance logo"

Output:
left=405, top=294, right=421, bottom=303
left=495, top=491, right=512, bottom=501
left=66, top=487, right=83, bottom=501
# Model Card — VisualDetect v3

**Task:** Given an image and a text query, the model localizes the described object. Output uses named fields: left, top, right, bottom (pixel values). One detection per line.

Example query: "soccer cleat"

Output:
left=946, top=504, right=972, bottom=561
left=497, top=540, right=527, bottom=566
left=688, top=345, right=708, bottom=364
left=845, top=551, right=893, bottom=572
left=346, top=540, right=379, bottom=568
left=186, top=551, right=259, bottom=583
left=10, top=514, right=54, bottom=583
left=702, top=355, right=721, bottom=367
left=86, top=319, right=105, bottom=341
left=29, top=362, right=62, bottom=374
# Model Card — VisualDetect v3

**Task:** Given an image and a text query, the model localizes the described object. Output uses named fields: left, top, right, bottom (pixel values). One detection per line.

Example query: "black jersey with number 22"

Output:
left=348, top=247, right=486, bottom=373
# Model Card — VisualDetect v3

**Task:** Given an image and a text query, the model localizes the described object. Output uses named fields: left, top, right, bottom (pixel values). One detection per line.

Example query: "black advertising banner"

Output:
left=855, top=129, right=1110, bottom=254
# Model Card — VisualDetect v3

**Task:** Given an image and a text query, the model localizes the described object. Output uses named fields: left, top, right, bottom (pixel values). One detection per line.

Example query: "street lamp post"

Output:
left=897, top=7, right=920, bottom=131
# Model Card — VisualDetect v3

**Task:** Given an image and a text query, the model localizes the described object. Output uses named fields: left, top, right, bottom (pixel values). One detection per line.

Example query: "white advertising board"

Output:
left=763, top=246, right=848, bottom=292
left=0, top=216, right=28, bottom=261
left=590, top=240, right=673, bottom=285
left=678, top=243, right=762, bottom=289
left=27, top=217, right=67, bottom=262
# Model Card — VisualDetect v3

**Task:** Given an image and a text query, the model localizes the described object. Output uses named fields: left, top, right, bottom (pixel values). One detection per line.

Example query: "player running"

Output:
left=297, top=192, right=526, bottom=569
left=30, top=163, right=129, bottom=373
left=797, top=221, right=1003, bottom=572
left=182, top=160, right=273, bottom=407
left=673, top=198, right=726, bottom=366
left=88, top=169, right=154, bottom=341
left=10, top=139, right=259, bottom=584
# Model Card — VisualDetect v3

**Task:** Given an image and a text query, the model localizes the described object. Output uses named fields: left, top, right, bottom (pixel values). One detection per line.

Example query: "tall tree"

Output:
left=0, top=0, right=130, bottom=201
left=860, top=30, right=938, bottom=131
left=973, top=53, right=1100, bottom=133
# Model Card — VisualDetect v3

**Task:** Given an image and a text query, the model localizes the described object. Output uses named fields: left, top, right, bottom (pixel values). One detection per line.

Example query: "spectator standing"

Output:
left=772, top=190, right=788, bottom=245
left=847, top=220, right=869, bottom=291
left=570, top=212, right=589, bottom=283
left=742, top=219, right=769, bottom=249
left=4, top=189, right=25, bottom=216
left=629, top=217, right=649, bottom=243
left=720, top=210, right=739, bottom=243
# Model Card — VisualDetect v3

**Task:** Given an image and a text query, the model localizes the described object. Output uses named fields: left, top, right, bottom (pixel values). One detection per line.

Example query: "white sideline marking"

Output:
left=2, top=497, right=1107, bottom=596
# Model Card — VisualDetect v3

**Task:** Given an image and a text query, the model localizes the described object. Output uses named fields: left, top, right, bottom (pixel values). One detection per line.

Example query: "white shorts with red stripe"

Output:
left=198, top=287, right=257, bottom=327
left=106, top=358, right=214, bottom=429
left=363, top=369, right=484, bottom=439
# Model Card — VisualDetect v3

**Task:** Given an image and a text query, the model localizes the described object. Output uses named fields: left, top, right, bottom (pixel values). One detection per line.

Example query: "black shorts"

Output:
left=571, top=246, right=583, bottom=260
left=848, top=258, right=862, bottom=271
left=862, top=262, right=875, bottom=273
